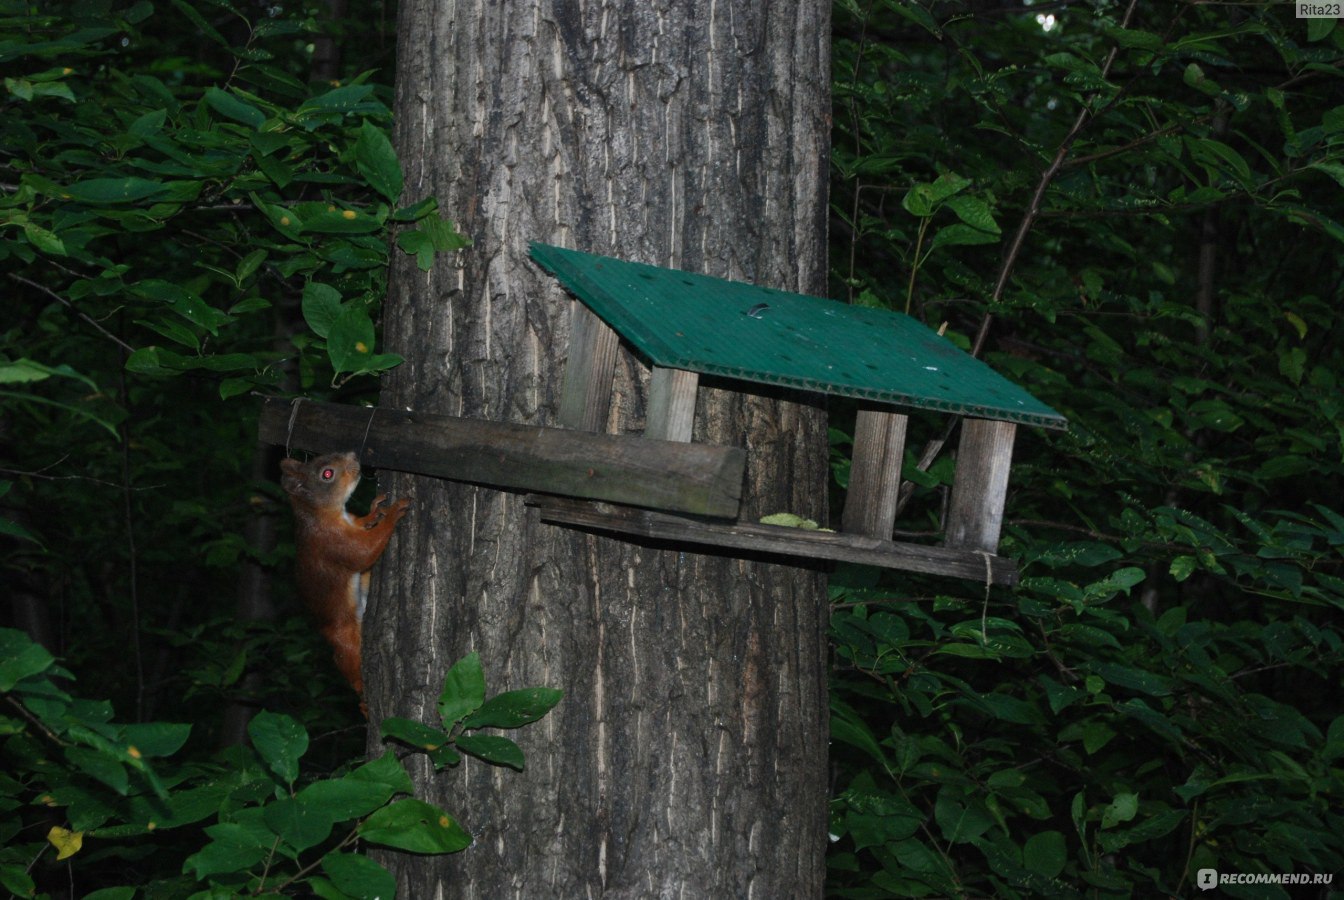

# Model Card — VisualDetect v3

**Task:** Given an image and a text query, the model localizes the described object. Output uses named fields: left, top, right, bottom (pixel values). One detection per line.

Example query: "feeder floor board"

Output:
left=527, top=495, right=1019, bottom=586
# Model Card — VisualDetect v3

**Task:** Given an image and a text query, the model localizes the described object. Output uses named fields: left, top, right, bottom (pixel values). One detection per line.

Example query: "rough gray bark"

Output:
left=369, top=2, right=831, bottom=895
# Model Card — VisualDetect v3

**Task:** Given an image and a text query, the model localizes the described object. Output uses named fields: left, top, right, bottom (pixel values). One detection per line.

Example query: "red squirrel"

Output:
left=279, top=452, right=409, bottom=703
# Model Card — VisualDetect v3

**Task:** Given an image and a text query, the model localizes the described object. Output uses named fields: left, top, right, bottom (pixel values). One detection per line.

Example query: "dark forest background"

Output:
left=2, top=0, right=1342, bottom=896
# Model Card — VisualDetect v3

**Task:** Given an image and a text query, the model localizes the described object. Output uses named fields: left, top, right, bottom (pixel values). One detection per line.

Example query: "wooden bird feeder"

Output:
left=259, top=244, right=1064, bottom=588
left=525, top=243, right=1067, bottom=586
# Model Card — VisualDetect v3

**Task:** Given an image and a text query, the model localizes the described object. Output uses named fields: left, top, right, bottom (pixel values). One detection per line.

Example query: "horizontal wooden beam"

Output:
left=528, top=496, right=1018, bottom=585
left=258, top=398, right=744, bottom=519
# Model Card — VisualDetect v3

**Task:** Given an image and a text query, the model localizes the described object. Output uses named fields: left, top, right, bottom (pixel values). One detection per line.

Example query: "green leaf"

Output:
left=843, top=784, right=923, bottom=850
left=296, top=777, right=395, bottom=821
left=934, top=789, right=994, bottom=843
left=1100, top=791, right=1139, bottom=829
left=204, top=87, right=266, bottom=128
left=759, top=512, right=824, bottom=530
left=23, top=222, right=66, bottom=255
left=1056, top=624, right=1122, bottom=651
left=129, top=108, right=166, bottom=138
left=65, top=746, right=128, bottom=795
left=1104, top=26, right=1164, bottom=50
left=355, top=120, right=404, bottom=203
left=326, top=303, right=377, bottom=374
left=1084, top=567, right=1146, bottom=600
left=263, top=796, right=335, bottom=852
left=1022, top=831, right=1067, bottom=878
left=64, top=177, right=170, bottom=204
left=1182, top=62, right=1220, bottom=96
left=393, top=196, right=438, bottom=222
left=453, top=733, right=525, bottom=770
left=437, top=653, right=486, bottom=725
left=302, top=207, right=383, bottom=235
left=1187, top=399, right=1244, bottom=433
left=183, top=822, right=272, bottom=878
left=302, top=282, right=344, bottom=338
left=169, top=0, right=230, bottom=47
left=248, top=711, right=308, bottom=785
left=349, top=750, right=415, bottom=795
left=237, top=249, right=267, bottom=283
left=0, top=359, right=96, bottom=391
left=420, top=215, right=470, bottom=252
left=134, top=279, right=233, bottom=333
left=397, top=228, right=437, bottom=271
left=255, top=151, right=294, bottom=188
left=380, top=716, right=453, bottom=750
left=827, top=703, right=892, bottom=768
left=135, top=315, right=200, bottom=350
left=84, top=889, right=137, bottom=900
left=942, top=195, right=1000, bottom=234
left=929, top=222, right=1001, bottom=250
left=903, top=182, right=937, bottom=217
left=120, top=722, right=190, bottom=757
left=359, top=799, right=472, bottom=854
left=0, top=514, right=42, bottom=547
left=936, top=642, right=1000, bottom=659
left=1092, top=663, right=1172, bottom=697
left=1188, top=137, right=1252, bottom=187
left=0, top=866, right=36, bottom=899
left=1307, top=15, right=1336, bottom=42
left=1170, top=555, right=1197, bottom=581
left=250, top=192, right=304, bottom=239
left=0, top=628, right=57, bottom=690
left=322, top=852, right=397, bottom=900
left=1026, top=542, right=1123, bottom=572
left=300, top=83, right=376, bottom=114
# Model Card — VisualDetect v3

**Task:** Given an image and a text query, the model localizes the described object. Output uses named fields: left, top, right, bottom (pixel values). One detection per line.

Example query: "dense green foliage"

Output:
left=1, top=2, right=490, bottom=895
left=1, top=630, right=558, bottom=896
left=3, top=0, right=1343, bottom=897
left=2, top=0, right=462, bottom=731
left=827, top=1, right=1344, bottom=896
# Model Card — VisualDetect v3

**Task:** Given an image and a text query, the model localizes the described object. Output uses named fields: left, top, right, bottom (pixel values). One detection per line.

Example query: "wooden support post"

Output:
left=945, top=418, right=1017, bottom=552
left=646, top=367, right=699, bottom=443
left=841, top=407, right=908, bottom=538
left=558, top=302, right=620, bottom=432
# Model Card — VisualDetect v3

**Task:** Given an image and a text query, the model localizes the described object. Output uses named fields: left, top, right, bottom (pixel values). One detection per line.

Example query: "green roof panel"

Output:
left=531, top=243, right=1067, bottom=430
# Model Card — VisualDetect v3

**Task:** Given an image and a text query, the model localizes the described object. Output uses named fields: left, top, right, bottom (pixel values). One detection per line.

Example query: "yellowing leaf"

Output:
left=48, top=826, right=83, bottom=860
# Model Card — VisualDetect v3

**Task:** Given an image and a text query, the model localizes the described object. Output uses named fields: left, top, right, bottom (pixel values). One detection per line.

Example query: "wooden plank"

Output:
left=558, top=302, right=621, bottom=432
left=528, top=495, right=1018, bottom=585
left=945, top=418, right=1017, bottom=552
left=841, top=408, right=908, bottom=538
left=645, top=367, right=699, bottom=442
left=258, top=398, right=744, bottom=519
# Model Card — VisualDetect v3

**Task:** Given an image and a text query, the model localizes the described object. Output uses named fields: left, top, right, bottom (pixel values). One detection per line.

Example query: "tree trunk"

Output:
left=370, top=2, right=831, bottom=895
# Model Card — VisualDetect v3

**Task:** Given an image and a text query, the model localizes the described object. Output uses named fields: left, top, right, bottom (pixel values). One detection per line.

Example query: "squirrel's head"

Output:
left=280, top=451, right=361, bottom=508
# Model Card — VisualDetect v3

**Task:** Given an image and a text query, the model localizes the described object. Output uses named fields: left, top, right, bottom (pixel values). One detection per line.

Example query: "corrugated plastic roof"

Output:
left=531, top=243, right=1067, bottom=430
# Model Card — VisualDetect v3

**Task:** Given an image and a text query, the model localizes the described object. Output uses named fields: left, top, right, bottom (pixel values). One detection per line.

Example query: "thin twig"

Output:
left=895, top=0, right=1143, bottom=520
left=9, top=273, right=137, bottom=354
left=975, top=0, right=1142, bottom=356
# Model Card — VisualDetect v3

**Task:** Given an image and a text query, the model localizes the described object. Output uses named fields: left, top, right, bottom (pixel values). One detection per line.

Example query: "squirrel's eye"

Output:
left=321, top=467, right=336, bottom=480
